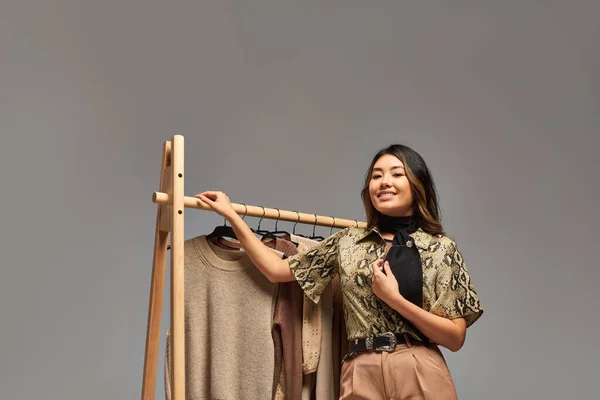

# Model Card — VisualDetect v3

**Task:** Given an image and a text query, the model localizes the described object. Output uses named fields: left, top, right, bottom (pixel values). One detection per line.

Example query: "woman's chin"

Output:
left=376, top=204, right=412, bottom=217
left=375, top=204, right=398, bottom=214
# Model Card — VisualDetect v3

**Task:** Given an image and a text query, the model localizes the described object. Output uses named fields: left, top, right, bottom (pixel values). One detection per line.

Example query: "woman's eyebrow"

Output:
left=372, top=166, right=404, bottom=172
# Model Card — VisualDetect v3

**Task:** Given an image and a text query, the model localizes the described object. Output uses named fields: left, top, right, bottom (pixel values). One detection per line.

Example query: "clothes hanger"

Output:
left=310, top=213, right=325, bottom=241
left=291, top=211, right=322, bottom=241
left=211, top=204, right=281, bottom=254
left=251, top=206, right=276, bottom=242
left=257, top=208, right=290, bottom=239
left=206, top=203, right=248, bottom=242
left=205, top=218, right=236, bottom=241
left=266, top=208, right=299, bottom=245
left=169, top=206, right=250, bottom=250
left=245, top=205, right=300, bottom=256
left=250, top=205, right=268, bottom=237
left=291, top=210, right=308, bottom=238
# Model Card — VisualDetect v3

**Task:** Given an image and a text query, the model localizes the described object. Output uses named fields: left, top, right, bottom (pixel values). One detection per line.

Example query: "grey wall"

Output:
left=1, top=1, right=598, bottom=399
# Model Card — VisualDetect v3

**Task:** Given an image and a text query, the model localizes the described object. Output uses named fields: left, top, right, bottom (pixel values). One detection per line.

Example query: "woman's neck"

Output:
left=377, top=214, right=416, bottom=234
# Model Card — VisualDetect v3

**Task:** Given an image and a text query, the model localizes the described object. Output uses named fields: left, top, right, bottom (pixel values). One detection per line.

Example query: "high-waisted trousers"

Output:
left=339, top=339, right=458, bottom=400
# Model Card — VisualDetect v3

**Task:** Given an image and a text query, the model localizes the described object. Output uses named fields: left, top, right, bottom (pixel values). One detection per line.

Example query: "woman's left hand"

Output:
left=371, top=259, right=402, bottom=305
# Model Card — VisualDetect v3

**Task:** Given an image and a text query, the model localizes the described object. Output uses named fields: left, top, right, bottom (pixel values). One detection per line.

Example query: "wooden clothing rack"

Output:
left=141, top=135, right=367, bottom=400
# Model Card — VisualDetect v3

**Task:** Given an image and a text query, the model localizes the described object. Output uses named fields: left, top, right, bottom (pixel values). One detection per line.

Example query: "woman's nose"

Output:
left=380, top=174, right=392, bottom=187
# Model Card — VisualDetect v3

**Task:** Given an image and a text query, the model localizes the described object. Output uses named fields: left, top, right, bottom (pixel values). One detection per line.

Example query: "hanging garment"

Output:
left=270, top=238, right=303, bottom=400
left=290, top=235, right=337, bottom=400
left=330, top=273, right=348, bottom=400
left=290, top=235, right=322, bottom=378
left=313, top=280, right=334, bottom=400
left=201, top=235, right=305, bottom=400
left=164, top=235, right=280, bottom=400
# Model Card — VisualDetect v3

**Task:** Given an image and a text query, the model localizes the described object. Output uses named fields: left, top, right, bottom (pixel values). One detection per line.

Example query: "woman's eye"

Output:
left=372, top=175, right=381, bottom=179
left=393, top=173, right=403, bottom=177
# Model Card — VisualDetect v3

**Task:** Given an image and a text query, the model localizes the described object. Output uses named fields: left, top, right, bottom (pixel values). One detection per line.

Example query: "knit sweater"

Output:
left=164, top=235, right=277, bottom=400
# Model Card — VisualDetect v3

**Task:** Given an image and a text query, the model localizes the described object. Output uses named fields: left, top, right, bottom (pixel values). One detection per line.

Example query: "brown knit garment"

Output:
left=271, top=239, right=304, bottom=400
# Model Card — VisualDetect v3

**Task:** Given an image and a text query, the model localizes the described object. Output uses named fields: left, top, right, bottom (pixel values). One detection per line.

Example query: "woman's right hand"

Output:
left=194, top=191, right=236, bottom=220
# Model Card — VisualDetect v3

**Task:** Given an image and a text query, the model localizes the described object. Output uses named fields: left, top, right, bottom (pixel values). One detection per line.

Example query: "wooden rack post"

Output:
left=141, top=135, right=366, bottom=400
left=141, top=134, right=186, bottom=400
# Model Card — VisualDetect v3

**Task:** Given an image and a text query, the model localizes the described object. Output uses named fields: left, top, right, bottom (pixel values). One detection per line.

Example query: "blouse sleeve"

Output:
left=429, top=239, right=483, bottom=327
left=287, top=228, right=346, bottom=304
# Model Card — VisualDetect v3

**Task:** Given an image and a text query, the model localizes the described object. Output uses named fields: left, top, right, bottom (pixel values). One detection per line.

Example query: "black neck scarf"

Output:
left=377, top=214, right=423, bottom=308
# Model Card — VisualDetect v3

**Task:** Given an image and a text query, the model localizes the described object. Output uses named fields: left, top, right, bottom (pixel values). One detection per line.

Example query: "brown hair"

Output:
left=360, top=144, right=444, bottom=235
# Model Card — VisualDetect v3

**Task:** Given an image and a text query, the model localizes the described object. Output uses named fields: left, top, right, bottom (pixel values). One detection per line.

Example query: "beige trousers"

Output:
left=339, top=340, right=458, bottom=400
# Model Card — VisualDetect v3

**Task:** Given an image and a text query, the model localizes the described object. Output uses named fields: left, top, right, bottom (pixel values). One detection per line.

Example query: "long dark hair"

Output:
left=360, top=144, right=444, bottom=235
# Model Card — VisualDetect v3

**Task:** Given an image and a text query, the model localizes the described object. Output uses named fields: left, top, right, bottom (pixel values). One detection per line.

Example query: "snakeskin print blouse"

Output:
left=287, top=227, right=483, bottom=342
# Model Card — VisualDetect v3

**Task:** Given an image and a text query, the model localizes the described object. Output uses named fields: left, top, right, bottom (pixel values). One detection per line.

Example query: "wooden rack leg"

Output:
left=141, top=141, right=172, bottom=400
left=170, top=135, right=185, bottom=400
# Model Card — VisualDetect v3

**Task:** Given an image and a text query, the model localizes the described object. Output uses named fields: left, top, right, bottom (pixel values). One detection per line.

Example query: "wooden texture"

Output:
left=169, top=135, right=185, bottom=400
left=141, top=141, right=171, bottom=400
left=152, top=192, right=367, bottom=229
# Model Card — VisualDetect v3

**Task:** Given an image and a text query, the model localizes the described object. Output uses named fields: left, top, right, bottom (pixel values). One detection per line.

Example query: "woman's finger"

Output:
left=195, top=191, right=221, bottom=201
left=371, top=259, right=383, bottom=272
left=372, top=259, right=385, bottom=280
left=195, top=194, right=217, bottom=209
left=383, top=261, right=392, bottom=275
left=371, top=259, right=383, bottom=267
left=195, top=193, right=211, bottom=202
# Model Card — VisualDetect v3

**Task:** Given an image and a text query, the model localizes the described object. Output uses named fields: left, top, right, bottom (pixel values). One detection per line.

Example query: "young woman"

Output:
left=195, top=144, right=483, bottom=399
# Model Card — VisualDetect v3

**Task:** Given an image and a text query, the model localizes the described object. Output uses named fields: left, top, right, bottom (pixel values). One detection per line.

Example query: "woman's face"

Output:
left=368, top=154, right=414, bottom=217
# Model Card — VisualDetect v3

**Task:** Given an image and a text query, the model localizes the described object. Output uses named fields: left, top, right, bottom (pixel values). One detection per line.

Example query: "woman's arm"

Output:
left=371, top=259, right=467, bottom=351
left=388, top=295, right=466, bottom=352
left=195, top=191, right=295, bottom=283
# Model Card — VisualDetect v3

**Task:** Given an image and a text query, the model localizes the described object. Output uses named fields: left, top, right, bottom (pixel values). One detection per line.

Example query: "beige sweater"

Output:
left=164, top=235, right=276, bottom=400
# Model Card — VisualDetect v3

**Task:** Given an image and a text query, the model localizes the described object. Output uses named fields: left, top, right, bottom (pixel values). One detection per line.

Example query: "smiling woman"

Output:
left=196, top=143, right=483, bottom=399
left=362, top=144, right=444, bottom=235
left=369, top=155, right=414, bottom=216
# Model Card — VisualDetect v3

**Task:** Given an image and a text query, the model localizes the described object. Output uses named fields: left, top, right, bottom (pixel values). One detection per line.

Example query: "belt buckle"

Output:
left=375, top=332, right=397, bottom=352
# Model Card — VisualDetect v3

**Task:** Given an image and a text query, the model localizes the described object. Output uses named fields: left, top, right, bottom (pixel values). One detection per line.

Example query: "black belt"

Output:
left=345, top=332, right=416, bottom=360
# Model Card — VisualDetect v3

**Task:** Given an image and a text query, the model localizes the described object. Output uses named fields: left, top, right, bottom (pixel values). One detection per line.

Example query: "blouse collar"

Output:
left=354, top=226, right=432, bottom=250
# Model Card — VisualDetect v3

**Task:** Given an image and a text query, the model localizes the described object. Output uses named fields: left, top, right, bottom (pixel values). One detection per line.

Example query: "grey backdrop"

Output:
left=1, top=1, right=599, bottom=399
